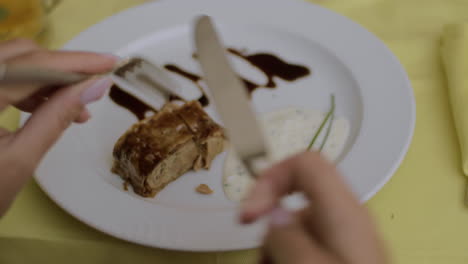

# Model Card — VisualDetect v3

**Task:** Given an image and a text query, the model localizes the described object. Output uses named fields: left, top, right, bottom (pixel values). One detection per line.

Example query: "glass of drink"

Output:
left=0, top=0, right=61, bottom=41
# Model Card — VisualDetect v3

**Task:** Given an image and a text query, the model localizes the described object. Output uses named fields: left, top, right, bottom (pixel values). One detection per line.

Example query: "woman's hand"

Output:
left=0, top=39, right=117, bottom=216
left=241, top=152, right=388, bottom=264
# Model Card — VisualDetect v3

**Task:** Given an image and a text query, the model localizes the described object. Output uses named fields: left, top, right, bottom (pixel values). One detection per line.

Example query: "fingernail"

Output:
left=81, top=77, right=113, bottom=104
left=270, top=208, right=292, bottom=227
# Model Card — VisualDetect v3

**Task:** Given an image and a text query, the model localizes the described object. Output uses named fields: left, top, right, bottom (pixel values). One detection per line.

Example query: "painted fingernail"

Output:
left=80, top=77, right=113, bottom=105
left=270, top=208, right=292, bottom=227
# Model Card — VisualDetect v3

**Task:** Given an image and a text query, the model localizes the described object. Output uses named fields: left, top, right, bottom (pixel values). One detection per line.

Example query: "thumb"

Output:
left=12, top=77, right=113, bottom=166
left=264, top=208, right=337, bottom=264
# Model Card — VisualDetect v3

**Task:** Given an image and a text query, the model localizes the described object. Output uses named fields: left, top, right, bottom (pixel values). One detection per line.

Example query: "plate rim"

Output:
left=26, top=0, right=416, bottom=251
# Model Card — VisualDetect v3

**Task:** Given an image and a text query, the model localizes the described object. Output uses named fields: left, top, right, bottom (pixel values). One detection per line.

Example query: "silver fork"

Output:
left=112, top=57, right=184, bottom=107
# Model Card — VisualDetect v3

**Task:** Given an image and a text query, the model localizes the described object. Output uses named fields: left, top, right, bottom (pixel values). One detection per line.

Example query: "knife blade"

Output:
left=194, top=15, right=269, bottom=177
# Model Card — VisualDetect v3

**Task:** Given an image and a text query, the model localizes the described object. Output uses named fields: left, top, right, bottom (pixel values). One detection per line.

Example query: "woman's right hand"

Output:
left=241, top=152, right=388, bottom=264
left=0, top=38, right=117, bottom=216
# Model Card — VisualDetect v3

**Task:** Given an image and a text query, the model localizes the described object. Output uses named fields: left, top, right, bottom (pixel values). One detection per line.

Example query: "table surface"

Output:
left=2, top=0, right=468, bottom=263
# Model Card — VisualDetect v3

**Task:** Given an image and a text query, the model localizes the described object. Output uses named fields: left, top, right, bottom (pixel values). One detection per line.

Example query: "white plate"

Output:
left=26, top=0, right=415, bottom=251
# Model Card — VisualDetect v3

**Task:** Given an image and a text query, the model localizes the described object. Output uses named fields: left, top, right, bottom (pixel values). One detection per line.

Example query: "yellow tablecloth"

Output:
left=2, top=0, right=468, bottom=263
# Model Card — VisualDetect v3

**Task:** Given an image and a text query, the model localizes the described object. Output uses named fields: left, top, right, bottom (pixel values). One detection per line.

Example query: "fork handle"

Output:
left=0, top=64, right=89, bottom=86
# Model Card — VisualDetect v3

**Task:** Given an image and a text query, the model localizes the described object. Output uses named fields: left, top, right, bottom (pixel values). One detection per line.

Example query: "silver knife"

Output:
left=194, top=15, right=270, bottom=178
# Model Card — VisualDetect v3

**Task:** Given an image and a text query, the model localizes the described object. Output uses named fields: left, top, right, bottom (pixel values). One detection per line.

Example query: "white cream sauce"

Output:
left=223, top=107, right=350, bottom=202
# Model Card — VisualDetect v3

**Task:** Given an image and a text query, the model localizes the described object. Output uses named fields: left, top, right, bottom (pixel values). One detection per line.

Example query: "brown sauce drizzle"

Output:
left=164, top=64, right=201, bottom=82
left=109, top=48, right=310, bottom=119
left=164, top=61, right=263, bottom=95
left=114, top=58, right=143, bottom=77
left=227, top=48, right=310, bottom=90
left=109, top=85, right=156, bottom=120
left=242, top=79, right=260, bottom=95
left=188, top=48, right=310, bottom=94
left=164, top=64, right=209, bottom=107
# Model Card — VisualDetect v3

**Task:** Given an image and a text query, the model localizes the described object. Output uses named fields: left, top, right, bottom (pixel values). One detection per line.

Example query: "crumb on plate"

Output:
left=196, top=184, right=213, bottom=195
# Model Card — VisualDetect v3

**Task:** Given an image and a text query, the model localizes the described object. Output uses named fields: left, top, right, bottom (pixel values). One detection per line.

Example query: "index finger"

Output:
left=7, top=50, right=118, bottom=73
left=1, top=50, right=117, bottom=104
left=240, top=152, right=361, bottom=224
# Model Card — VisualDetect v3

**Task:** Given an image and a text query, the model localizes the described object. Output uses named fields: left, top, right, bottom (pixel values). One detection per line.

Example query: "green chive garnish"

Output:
left=307, top=94, right=335, bottom=151
left=319, top=109, right=334, bottom=152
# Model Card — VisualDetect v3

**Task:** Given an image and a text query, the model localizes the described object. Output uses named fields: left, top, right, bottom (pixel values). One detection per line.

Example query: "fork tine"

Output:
left=112, top=57, right=183, bottom=107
